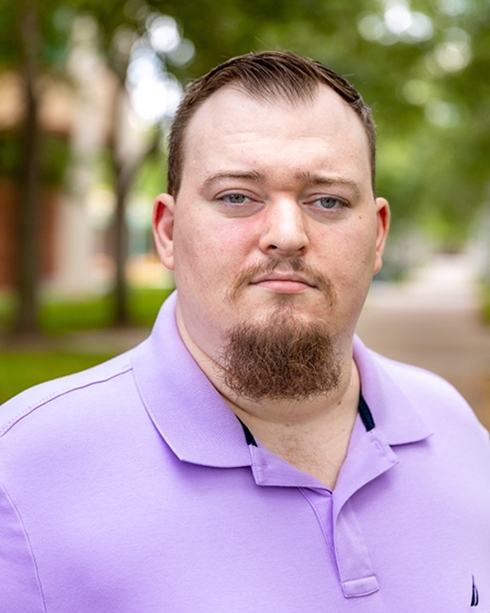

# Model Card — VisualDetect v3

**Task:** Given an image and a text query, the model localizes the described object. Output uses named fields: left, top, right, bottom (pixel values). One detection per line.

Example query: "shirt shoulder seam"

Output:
left=0, top=366, right=133, bottom=438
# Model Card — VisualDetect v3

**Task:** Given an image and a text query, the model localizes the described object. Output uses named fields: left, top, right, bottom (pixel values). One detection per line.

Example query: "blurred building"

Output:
left=0, top=18, right=172, bottom=296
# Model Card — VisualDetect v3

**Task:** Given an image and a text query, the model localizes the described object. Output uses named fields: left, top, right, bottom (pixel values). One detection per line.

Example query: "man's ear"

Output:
left=373, top=197, right=391, bottom=275
left=153, top=193, right=176, bottom=271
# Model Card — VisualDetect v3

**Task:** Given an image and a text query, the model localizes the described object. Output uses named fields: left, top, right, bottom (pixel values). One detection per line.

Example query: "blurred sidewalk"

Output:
left=357, top=253, right=490, bottom=430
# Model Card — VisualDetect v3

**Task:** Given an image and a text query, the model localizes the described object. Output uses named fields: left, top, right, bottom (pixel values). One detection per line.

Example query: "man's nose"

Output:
left=258, top=198, right=309, bottom=256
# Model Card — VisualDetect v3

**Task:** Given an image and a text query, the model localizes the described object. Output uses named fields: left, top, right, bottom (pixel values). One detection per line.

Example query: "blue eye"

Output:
left=316, top=196, right=345, bottom=209
left=221, top=193, right=250, bottom=204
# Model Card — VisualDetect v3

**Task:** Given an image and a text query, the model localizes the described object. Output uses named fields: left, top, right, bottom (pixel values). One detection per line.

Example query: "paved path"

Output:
left=356, top=254, right=490, bottom=430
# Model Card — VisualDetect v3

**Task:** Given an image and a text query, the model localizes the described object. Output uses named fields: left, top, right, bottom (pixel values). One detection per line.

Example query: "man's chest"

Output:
left=17, top=440, right=490, bottom=613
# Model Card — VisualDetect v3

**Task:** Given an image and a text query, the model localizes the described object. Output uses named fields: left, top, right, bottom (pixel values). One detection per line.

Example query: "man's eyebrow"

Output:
left=296, top=171, right=361, bottom=197
left=201, top=170, right=362, bottom=199
left=202, top=171, right=264, bottom=189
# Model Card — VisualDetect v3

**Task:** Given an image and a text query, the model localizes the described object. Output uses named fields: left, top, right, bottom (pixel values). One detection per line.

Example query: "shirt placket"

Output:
left=332, top=428, right=399, bottom=601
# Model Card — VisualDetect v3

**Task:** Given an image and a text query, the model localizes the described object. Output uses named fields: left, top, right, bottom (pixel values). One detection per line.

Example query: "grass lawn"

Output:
left=0, top=287, right=173, bottom=403
left=0, top=287, right=173, bottom=334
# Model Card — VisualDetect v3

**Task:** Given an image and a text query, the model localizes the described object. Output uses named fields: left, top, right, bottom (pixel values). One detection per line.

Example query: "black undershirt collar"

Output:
left=238, top=394, right=375, bottom=447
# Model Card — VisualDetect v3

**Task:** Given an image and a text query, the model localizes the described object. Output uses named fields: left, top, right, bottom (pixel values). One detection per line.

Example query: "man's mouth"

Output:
left=250, top=273, right=316, bottom=293
left=227, top=256, right=334, bottom=304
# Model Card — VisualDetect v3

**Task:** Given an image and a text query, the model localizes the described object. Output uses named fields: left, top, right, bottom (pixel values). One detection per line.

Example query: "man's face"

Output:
left=154, top=85, right=390, bottom=363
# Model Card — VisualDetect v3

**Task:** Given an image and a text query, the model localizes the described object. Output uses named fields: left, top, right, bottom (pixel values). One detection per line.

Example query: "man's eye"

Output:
left=220, top=193, right=250, bottom=204
left=313, top=196, right=347, bottom=210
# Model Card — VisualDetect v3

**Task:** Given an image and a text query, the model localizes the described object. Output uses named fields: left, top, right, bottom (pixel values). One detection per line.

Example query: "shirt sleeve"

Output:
left=0, top=482, right=46, bottom=612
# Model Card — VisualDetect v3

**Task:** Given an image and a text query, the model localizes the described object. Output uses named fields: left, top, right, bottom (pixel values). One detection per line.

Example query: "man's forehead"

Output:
left=184, top=83, right=366, bottom=147
left=180, top=83, right=372, bottom=184
left=189, top=82, right=349, bottom=120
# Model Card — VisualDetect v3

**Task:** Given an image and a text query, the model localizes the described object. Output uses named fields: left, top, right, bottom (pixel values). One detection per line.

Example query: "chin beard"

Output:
left=219, top=312, right=342, bottom=402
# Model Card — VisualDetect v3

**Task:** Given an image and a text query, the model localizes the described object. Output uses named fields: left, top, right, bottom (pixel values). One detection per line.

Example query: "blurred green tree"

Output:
left=1, top=0, right=490, bottom=335
left=0, top=0, right=69, bottom=334
left=84, top=0, right=490, bottom=250
left=168, top=0, right=490, bottom=247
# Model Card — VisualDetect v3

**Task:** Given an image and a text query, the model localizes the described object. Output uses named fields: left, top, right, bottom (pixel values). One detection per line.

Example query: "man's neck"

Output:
left=176, top=308, right=360, bottom=490
left=224, top=361, right=360, bottom=490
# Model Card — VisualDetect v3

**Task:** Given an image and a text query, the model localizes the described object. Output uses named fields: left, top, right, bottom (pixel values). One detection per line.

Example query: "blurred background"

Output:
left=0, top=0, right=489, bottom=426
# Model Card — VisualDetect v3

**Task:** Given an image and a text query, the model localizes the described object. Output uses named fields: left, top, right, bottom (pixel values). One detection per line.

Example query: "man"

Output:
left=1, top=51, right=489, bottom=612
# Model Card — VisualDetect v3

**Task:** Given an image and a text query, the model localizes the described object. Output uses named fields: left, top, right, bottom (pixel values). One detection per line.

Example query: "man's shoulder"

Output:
left=366, top=346, right=487, bottom=434
left=0, top=351, right=135, bottom=439
left=371, top=349, right=459, bottom=396
left=376, top=351, right=461, bottom=400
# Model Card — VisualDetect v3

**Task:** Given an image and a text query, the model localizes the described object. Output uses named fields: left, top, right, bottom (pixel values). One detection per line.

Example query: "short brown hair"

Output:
left=167, top=50, right=376, bottom=196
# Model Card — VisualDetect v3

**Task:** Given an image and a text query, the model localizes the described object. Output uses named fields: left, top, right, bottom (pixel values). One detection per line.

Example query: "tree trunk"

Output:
left=14, top=0, right=41, bottom=335
left=113, top=148, right=130, bottom=327
left=110, top=78, right=132, bottom=327
left=110, top=76, right=162, bottom=327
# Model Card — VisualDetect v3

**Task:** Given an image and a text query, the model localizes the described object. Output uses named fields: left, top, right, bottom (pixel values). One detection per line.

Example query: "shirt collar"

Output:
left=132, top=292, right=433, bottom=469
left=353, top=335, right=434, bottom=445
left=131, top=291, right=252, bottom=468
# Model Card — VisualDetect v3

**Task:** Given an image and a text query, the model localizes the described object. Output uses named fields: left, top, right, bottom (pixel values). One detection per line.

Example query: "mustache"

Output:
left=227, top=257, right=335, bottom=304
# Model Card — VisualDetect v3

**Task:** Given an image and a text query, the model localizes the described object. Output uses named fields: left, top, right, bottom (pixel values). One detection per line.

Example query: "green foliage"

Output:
left=2, top=0, right=490, bottom=273
left=0, top=0, right=69, bottom=69
left=133, top=146, right=168, bottom=195
left=0, top=132, right=22, bottom=177
left=159, top=0, right=490, bottom=244
left=0, top=132, right=70, bottom=185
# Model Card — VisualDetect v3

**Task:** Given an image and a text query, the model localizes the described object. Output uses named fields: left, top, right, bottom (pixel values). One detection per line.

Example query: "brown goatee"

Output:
left=220, top=313, right=342, bottom=402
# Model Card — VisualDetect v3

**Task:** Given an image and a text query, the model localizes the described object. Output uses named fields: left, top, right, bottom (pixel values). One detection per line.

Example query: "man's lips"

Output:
left=227, top=257, right=334, bottom=304
left=249, top=273, right=317, bottom=293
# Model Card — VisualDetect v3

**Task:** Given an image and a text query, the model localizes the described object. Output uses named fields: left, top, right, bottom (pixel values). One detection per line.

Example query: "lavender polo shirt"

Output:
left=1, top=292, right=489, bottom=612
